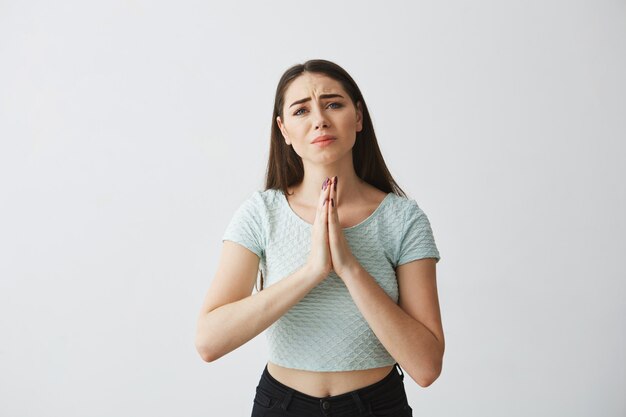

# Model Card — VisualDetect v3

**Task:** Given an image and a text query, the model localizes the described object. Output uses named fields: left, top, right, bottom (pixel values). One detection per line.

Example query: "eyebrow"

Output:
left=288, top=93, right=345, bottom=109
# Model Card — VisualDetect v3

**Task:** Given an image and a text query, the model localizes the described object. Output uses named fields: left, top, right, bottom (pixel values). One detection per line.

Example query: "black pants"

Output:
left=251, top=363, right=413, bottom=416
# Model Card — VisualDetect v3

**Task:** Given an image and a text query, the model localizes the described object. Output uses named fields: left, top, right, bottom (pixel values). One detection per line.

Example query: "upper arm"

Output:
left=197, top=240, right=261, bottom=317
left=396, top=258, right=444, bottom=352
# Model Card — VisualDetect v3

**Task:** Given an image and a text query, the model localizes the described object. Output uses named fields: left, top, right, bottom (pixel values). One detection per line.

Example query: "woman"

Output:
left=195, top=59, right=444, bottom=416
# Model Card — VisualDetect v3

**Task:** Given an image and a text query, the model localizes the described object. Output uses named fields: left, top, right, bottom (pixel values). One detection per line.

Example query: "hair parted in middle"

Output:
left=265, top=58, right=407, bottom=199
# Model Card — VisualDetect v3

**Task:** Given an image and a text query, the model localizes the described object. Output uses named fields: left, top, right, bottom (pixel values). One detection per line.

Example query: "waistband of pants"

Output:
left=260, top=362, right=405, bottom=405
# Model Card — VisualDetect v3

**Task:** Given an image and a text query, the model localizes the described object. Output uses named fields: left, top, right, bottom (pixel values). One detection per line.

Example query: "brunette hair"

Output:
left=256, top=59, right=407, bottom=292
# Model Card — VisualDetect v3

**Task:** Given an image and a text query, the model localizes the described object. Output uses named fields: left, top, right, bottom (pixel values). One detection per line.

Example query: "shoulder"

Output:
left=237, top=189, right=280, bottom=206
left=232, top=189, right=283, bottom=220
left=383, top=192, right=417, bottom=215
left=383, top=194, right=434, bottom=235
left=255, top=188, right=283, bottom=208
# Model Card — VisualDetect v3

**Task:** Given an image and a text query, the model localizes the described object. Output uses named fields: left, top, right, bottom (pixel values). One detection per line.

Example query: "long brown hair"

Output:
left=256, top=59, right=408, bottom=292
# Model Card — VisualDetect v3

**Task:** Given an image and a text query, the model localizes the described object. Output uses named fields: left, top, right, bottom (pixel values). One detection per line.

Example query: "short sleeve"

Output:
left=221, top=192, right=265, bottom=259
left=396, top=200, right=441, bottom=266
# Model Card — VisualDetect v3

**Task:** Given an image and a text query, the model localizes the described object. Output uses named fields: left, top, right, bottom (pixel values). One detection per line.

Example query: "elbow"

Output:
left=416, top=369, right=440, bottom=388
left=195, top=340, right=213, bottom=362
left=196, top=343, right=223, bottom=363
left=196, top=346, right=214, bottom=363
left=415, top=355, right=443, bottom=388
left=417, top=341, right=445, bottom=387
left=195, top=312, right=222, bottom=363
left=195, top=334, right=220, bottom=363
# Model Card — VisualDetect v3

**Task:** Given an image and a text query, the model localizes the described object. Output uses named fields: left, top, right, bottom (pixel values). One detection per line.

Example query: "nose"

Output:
left=311, top=103, right=330, bottom=130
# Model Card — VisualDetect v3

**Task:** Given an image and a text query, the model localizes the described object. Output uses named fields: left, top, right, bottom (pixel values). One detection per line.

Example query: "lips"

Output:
left=311, top=134, right=336, bottom=144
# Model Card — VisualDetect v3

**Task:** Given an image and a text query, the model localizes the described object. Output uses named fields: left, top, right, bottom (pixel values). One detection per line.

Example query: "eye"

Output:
left=293, top=102, right=343, bottom=116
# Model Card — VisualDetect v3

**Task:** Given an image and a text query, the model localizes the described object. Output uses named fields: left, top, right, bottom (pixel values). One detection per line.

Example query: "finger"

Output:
left=318, top=177, right=329, bottom=212
left=328, top=176, right=337, bottom=227
left=318, top=177, right=331, bottom=226
left=332, top=176, right=337, bottom=210
left=323, top=176, right=331, bottom=223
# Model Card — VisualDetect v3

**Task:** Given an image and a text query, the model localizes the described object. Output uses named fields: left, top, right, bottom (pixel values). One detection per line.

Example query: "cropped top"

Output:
left=221, top=188, right=441, bottom=372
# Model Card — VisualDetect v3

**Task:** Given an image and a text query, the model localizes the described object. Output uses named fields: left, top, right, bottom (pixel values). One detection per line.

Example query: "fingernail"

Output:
left=323, top=198, right=327, bottom=206
left=331, top=198, right=334, bottom=207
left=322, top=177, right=328, bottom=190
left=334, top=176, right=338, bottom=191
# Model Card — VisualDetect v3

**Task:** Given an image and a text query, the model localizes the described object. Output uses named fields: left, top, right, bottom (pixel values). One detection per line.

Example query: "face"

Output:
left=276, top=72, right=363, bottom=164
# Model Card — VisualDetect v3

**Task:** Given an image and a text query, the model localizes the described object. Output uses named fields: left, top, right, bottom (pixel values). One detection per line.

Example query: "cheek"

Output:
left=290, top=125, right=310, bottom=144
left=339, top=110, right=356, bottom=125
left=338, top=113, right=357, bottom=128
left=289, top=142, right=307, bottom=159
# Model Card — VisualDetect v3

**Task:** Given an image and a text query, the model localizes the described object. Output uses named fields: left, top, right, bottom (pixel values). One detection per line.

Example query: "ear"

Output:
left=276, top=116, right=291, bottom=145
left=355, top=101, right=363, bottom=133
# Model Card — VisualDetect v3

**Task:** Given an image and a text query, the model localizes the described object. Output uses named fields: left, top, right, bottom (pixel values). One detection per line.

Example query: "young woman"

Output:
left=195, top=59, right=444, bottom=417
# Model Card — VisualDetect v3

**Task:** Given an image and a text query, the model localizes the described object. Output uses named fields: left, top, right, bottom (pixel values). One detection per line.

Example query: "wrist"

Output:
left=340, top=258, right=361, bottom=281
left=302, top=263, right=327, bottom=283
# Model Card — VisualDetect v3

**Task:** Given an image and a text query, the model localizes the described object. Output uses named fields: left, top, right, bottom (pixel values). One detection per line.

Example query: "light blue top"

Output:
left=222, top=188, right=441, bottom=371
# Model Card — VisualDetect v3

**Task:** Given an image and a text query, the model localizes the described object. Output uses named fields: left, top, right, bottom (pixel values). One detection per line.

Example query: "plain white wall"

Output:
left=1, top=1, right=624, bottom=416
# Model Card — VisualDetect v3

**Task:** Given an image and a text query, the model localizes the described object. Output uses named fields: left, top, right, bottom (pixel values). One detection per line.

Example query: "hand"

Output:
left=304, top=177, right=333, bottom=282
left=326, top=176, right=358, bottom=278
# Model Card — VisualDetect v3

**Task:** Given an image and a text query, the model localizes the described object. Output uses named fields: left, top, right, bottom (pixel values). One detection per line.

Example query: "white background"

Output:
left=1, top=1, right=624, bottom=416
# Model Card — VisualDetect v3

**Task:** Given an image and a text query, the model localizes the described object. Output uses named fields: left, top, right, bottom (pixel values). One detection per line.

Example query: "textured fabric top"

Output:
left=221, top=188, right=441, bottom=371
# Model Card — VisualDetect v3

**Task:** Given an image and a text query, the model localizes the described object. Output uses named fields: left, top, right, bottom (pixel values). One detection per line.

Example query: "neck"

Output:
left=291, top=153, right=364, bottom=205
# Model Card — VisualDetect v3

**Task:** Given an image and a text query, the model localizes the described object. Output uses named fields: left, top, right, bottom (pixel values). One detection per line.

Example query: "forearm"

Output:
left=342, top=263, right=443, bottom=387
left=196, top=265, right=322, bottom=362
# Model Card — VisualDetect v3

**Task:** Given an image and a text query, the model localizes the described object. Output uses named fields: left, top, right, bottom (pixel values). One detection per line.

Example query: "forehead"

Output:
left=284, top=73, right=345, bottom=101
